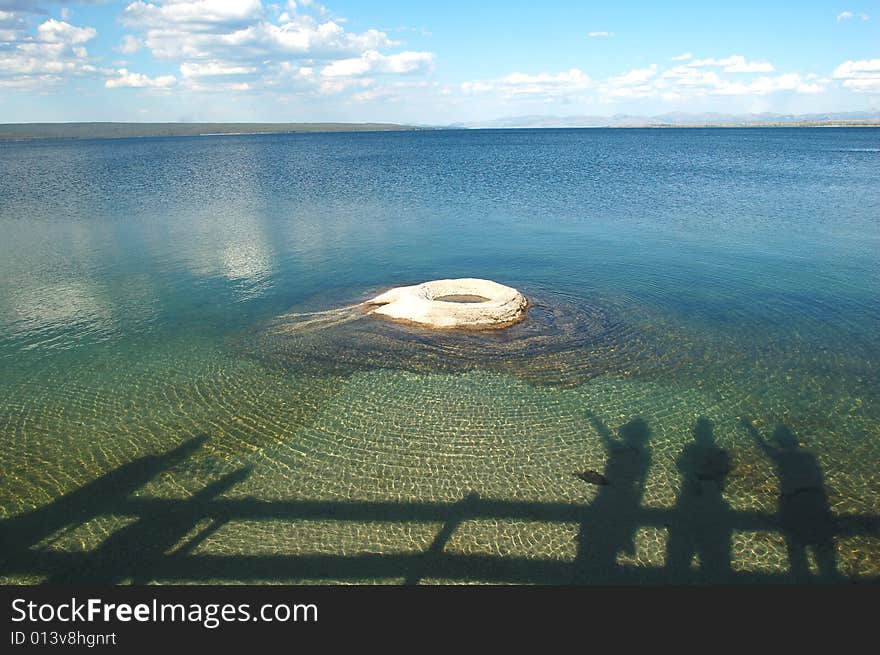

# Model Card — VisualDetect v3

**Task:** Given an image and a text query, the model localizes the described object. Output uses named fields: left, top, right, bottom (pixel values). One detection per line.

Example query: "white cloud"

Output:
left=322, top=50, right=433, bottom=77
left=833, top=58, right=880, bottom=92
left=276, top=61, right=314, bottom=79
left=670, top=52, right=692, bottom=61
left=122, top=3, right=394, bottom=60
left=662, top=67, right=821, bottom=97
left=318, top=76, right=372, bottom=95
left=0, top=9, right=26, bottom=35
left=690, top=55, right=774, bottom=73
left=381, top=25, right=432, bottom=38
left=836, top=11, right=870, bottom=21
left=460, top=80, right=493, bottom=94
left=180, top=60, right=256, bottom=77
left=0, top=0, right=106, bottom=10
left=0, top=9, right=22, bottom=22
left=587, top=31, right=614, bottom=38
left=609, top=65, right=657, bottom=85
left=461, top=53, right=828, bottom=102
left=105, top=68, right=177, bottom=88
left=461, top=54, right=827, bottom=106
left=600, top=65, right=659, bottom=99
left=122, top=1, right=266, bottom=28
left=711, top=73, right=822, bottom=95
left=37, top=18, right=96, bottom=44
left=0, top=18, right=100, bottom=89
left=462, top=68, right=590, bottom=99
left=346, top=79, right=437, bottom=104
left=112, top=0, right=432, bottom=100
left=118, top=34, right=143, bottom=54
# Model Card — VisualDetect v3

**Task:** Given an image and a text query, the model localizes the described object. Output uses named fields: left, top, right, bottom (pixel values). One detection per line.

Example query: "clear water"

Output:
left=0, top=128, right=878, bottom=584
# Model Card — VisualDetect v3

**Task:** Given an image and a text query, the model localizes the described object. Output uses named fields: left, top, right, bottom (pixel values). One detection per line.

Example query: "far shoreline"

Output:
left=0, top=122, right=432, bottom=142
left=0, top=121, right=878, bottom=142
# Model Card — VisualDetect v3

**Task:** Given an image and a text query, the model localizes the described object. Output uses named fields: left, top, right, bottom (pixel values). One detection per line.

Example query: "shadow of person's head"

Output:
left=772, top=424, right=799, bottom=450
left=620, top=417, right=650, bottom=447
left=693, top=416, right=716, bottom=444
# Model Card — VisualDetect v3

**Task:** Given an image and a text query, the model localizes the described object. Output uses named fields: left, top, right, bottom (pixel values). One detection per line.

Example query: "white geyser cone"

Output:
left=365, top=278, right=528, bottom=329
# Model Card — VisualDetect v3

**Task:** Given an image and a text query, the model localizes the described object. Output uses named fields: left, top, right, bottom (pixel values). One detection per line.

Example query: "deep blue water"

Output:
left=0, top=128, right=878, bottom=583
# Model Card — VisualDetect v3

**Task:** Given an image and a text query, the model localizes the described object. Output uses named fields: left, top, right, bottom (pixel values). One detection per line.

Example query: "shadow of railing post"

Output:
left=404, top=491, right=479, bottom=585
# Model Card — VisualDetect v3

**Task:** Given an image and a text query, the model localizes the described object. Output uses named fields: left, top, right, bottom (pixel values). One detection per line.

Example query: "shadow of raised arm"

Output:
left=740, top=417, right=775, bottom=458
left=586, top=410, right=616, bottom=451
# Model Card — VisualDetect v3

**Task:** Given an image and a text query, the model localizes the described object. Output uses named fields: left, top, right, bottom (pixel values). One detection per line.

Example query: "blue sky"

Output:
left=0, top=0, right=878, bottom=123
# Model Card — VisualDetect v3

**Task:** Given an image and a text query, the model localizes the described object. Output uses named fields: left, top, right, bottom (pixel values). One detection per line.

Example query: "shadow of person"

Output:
left=666, top=417, right=732, bottom=581
left=574, top=413, right=652, bottom=583
left=742, top=419, right=839, bottom=581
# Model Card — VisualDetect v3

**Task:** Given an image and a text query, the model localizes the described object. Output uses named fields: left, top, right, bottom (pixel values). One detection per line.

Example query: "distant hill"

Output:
left=453, top=111, right=880, bottom=128
left=0, top=122, right=427, bottom=141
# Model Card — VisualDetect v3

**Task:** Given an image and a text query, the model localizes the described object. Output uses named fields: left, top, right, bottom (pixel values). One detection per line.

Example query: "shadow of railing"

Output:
left=1, top=434, right=878, bottom=585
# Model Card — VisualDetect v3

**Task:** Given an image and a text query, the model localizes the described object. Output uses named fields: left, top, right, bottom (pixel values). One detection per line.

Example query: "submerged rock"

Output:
left=576, top=470, right=610, bottom=486
left=365, top=278, right=528, bottom=329
left=251, top=286, right=667, bottom=388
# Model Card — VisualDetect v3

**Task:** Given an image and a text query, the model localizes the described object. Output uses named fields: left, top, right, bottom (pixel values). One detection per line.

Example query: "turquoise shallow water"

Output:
left=0, top=128, right=878, bottom=583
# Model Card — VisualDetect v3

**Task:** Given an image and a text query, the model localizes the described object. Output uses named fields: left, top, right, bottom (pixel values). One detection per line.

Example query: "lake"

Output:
left=1, top=127, right=878, bottom=583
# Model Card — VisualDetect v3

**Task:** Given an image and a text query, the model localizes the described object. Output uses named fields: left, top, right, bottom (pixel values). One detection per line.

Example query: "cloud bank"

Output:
left=0, top=2, right=875, bottom=121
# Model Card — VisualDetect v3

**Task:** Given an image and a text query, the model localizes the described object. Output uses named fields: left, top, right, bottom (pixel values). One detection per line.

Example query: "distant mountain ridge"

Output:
left=453, top=111, right=880, bottom=128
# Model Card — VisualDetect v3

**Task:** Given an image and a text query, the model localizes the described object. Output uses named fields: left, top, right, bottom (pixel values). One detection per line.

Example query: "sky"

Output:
left=0, top=0, right=878, bottom=124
